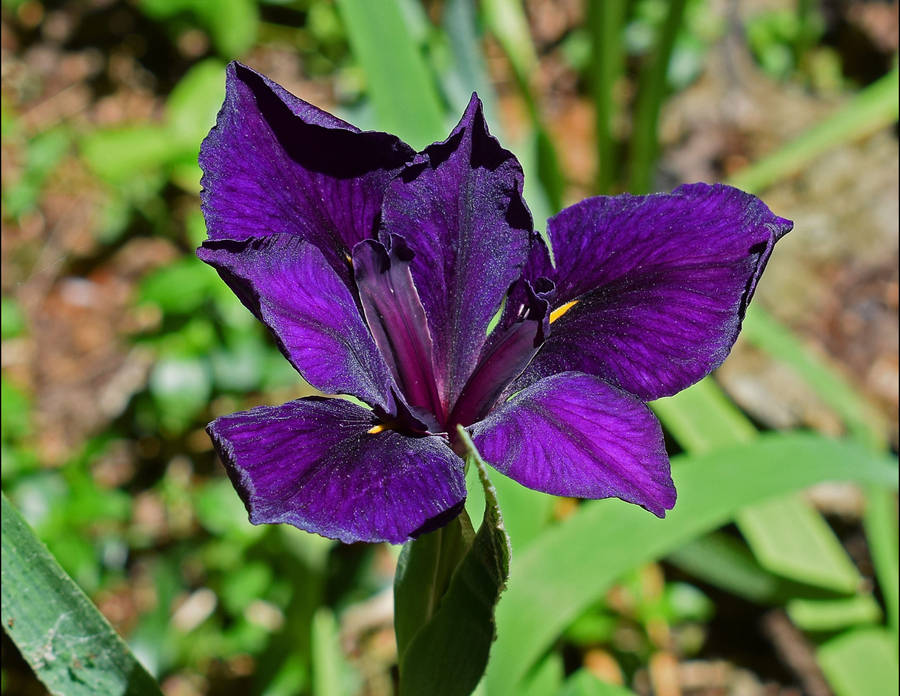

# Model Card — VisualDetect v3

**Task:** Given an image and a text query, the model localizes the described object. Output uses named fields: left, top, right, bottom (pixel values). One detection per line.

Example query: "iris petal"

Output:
left=198, top=234, right=397, bottom=414
left=520, top=183, right=792, bottom=400
left=200, top=61, right=415, bottom=285
left=470, top=371, right=675, bottom=517
left=208, top=397, right=467, bottom=544
left=381, top=94, right=534, bottom=411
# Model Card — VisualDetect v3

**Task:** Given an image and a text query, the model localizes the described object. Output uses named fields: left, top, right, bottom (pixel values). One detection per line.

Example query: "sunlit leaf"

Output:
left=1, top=493, right=163, bottom=696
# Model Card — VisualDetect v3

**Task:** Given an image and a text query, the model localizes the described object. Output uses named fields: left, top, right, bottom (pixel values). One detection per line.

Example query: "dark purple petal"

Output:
left=521, top=183, right=793, bottom=400
left=208, top=397, right=466, bottom=544
left=200, top=62, right=415, bottom=284
left=198, top=235, right=396, bottom=413
left=469, top=372, right=675, bottom=517
left=352, top=235, right=444, bottom=425
left=380, top=94, right=533, bottom=411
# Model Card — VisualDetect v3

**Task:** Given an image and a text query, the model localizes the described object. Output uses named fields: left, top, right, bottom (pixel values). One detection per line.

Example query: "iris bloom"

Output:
left=198, top=63, right=792, bottom=544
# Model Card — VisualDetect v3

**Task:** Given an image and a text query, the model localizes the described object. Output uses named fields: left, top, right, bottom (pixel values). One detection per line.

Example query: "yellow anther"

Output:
left=367, top=424, right=387, bottom=435
left=549, top=299, right=578, bottom=324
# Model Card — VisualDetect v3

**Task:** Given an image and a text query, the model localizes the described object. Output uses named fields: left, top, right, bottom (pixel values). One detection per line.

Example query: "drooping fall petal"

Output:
left=470, top=371, right=675, bottom=517
left=208, top=397, right=467, bottom=544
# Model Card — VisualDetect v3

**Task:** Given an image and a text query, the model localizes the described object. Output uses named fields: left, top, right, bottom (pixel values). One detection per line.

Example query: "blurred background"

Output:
left=1, top=0, right=897, bottom=695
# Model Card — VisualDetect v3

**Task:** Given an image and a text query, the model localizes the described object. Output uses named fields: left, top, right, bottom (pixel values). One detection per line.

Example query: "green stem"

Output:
left=628, top=0, right=687, bottom=193
left=393, top=511, right=474, bottom=663
left=589, top=0, right=628, bottom=194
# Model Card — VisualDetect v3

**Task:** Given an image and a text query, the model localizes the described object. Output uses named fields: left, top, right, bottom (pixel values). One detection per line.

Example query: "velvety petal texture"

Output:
left=469, top=372, right=675, bottom=516
left=381, top=94, right=533, bottom=412
left=198, top=235, right=396, bottom=413
left=200, top=62, right=415, bottom=284
left=208, top=397, right=466, bottom=544
left=521, top=183, right=793, bottom=400
left=198, top=64, right=791, bottom=543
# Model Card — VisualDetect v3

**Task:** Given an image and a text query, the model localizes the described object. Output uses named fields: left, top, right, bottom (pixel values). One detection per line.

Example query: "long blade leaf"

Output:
left=485, top=433, right=897, bottom=694
left=1, top=492, right=163, bottom=696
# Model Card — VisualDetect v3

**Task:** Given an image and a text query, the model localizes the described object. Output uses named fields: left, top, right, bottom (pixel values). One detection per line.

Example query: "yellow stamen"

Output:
left=367, top=424, right=387, bottom=435
left=549, top=299, right=578, bottom=324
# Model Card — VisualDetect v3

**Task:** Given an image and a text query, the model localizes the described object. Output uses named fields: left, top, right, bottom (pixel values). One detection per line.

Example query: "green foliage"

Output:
left=395, top=429, right=511, bottom=696
left=2, top=128, right=71, bottom=219
left=486, top=433, right=897, bottom=694
left=336, top=0, right=446, bottom=148
left=139, top=0, right=259, bottom=57
left=1, top=493, right=162, bottom=696
left=3, top=1, right=898, bottom=694
left=817, top=628, right=900, bottom=696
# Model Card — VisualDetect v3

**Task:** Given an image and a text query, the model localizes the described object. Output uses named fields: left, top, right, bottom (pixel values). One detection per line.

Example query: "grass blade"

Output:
left=817, top=628, right=899, bottom=696
left=1, top=492, right=163, bottom=696
left=588, top=0, right=628, bottom=194
left=485, top=433, right=897, bottom=694
left=864, top=486, right=900, bottom=636
left=336, top=0, right=447, bottom=148
left=727, top=67, right=899, bottom=195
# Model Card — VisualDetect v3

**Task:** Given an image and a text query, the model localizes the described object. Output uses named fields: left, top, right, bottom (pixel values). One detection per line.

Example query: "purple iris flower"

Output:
left=198, top=63, right=792, bottom=545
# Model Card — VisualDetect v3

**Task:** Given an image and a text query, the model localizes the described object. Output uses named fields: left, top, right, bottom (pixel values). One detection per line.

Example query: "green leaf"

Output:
left=787, top=595, right=882, bottom=632
left=336, top=0, right=447, bottom=148
left=199, top=0, right=258, bottom=57
left=311, top=608, right=355, bottom=696
left=651, top=377, right=756, bottom=452
left=393, top=512, right=475, bottom=662
left=666, top=532, right=817, bottom=605
left=1, top=295, right=26, bottom=339
left=80, top=126, right=182, bottom=182
left=441, top=0, right=499, bottom=123
left=628, top=0, right=688, bottom=193
left=480, top=0, right=565, bottom=212
left=560, top=670, right=637, bottom=696
left=736, top=493, right=861, bottom=593
left=1, top=493, right=163, bottom=696
left=1, top=377, right=31, bottom=441
left=863, top=487, right=899, bottom=636
left=519, top=652, right=564, bottom=696
left=138, top=258, right=219, bottom=315
left=657, top=379, right=864, bottom=594
left=817, top=628, right=899, bottom=696
left=396, top=428, right=511, bottom=696
left=727, top=67, right=899, bottom=194
left=485, top=433, right=898, bottom=695
left=165, top=58, right=227, bottom=149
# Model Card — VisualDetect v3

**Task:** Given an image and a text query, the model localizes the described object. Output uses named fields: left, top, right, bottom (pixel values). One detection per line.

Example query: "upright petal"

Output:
left=208, top=397, right=467, bottom=544
left=469, top=372, right=675, bottom=517
left=381, top=94, right=533, bottom=410
left=200, top=62, right=415, bottom=284
left=522, top=184, right=792, bottom=400
left=198, top=235, right=396, bottom=414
